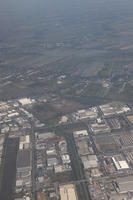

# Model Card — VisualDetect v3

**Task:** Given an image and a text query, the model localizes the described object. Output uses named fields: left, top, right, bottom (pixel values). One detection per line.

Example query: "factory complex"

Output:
left=1, top=98, right=133, bottom=200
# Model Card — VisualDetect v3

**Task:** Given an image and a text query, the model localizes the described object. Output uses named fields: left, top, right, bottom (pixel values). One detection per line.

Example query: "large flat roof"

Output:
left=59, top=184, right=78, bottom=200
left=127, top=115, right=133, bottom=124
left=17, top=149, right=31, bottom=169
left=77, top=140, right=89, bottom=156
left=117, top=176, right=133, bottom=193
left=38, top=132, right=55, bottom=140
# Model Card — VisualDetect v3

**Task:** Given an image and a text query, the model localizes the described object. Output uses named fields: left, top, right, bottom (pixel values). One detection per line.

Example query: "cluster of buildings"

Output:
left=63, top=102, right=133, bottom=200
left=73, top=129, right=101, bottom=178
left=0, top=100, right=33, bottom=138
left=1, top=96, right=133, bottom=200
left=35, top=131, right=72, bottom=199
left=99, top=103, right=130, bottom=118
left=89, top=118, right=111, bottom=135
left=59, top=184, right=78, bottom=200
left=72, top=107, right=98, bottom=121
left=59, top=102, right=131, bottom=126
left=13, top=99, right=133, bottom=200
left=0, top=100, right=32, bottom=187
left=15, top=135, right=32, bottom=196
left=0, top=97, right=76, bottom=200
left=0, top=98, right=44, bottom=200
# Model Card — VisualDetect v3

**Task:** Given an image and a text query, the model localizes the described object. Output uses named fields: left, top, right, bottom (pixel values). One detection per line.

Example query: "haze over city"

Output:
left=0, top=0, right=133, bottom=200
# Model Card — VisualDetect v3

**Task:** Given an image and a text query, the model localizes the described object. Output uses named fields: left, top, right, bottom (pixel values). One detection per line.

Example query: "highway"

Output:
left=66, top=133, right=92, bottom=200
left=0, top=137, right=19, bottom=200
left=30, top=121, right=37, bottom=200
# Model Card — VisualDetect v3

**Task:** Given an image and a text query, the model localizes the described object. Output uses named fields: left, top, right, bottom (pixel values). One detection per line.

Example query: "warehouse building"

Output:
left=106, top=118, right=121, bottom=130
left=59, top=184, right=78, bottom=200
left=54, top=164, right=71, bottom=174
left=112, top=155, right=129, bottom=171
left=81, top=155, right=98, bottom=169
left=36, top=132, right=56, bottom=141
left=46, top=148, right=57, bottom=156
left=117, top=176, right=133, bottom=194
left=127, top=115, right=133, bottom=124
left=77, top=140, right=89, bottom=156
left=90, top=121, right=111, bottom=134
left=73, top=129, right=88, bottom=139
left=73, top=107, right=98, bottom=121
left=47, top=157, right=58, bottom=167
left=61, top=154, right=71, bottom=164
left=99, top=103, right=130, bottom=117
left=58, top=140, right=68, bottom=155
left=19, top=135, right=30, bottom=150
left=16, top=149, right=32, bottom=192
left=18, top=98, right=35, bottom=106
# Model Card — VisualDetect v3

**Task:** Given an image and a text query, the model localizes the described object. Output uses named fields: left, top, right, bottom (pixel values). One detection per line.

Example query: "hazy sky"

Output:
left=0, top=0, right=133, bottom=19
left=0, top=0, right=133, bottom=42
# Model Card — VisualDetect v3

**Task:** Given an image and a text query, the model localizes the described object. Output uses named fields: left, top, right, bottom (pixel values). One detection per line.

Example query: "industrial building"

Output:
left=36, top=132, right=56, bottom=141
left=17, top=149, right=31, bottom=170
left=47, top=157, right=58, bottom=167
left=73, top=129, right=88, bottom=139
left=117, top=176, right=133, bottom=194
left=46, top=147, right=57, bottom=156
left=81, top=155, right=98, bottom=169
left=16, top=149, right=32, bottom=192
left=73, top=107, right=98, bottom=121
left=15, top=197, right=30, bottom=200
left=77, top=140, right=89, bottom=156
left=54, top=164, right=71, bottom=174
left=125, top=151, right=133, bottom=166
left=8, top=112, right=19, bottom=118
left=61, top=154, right=71, bottom=164
left=0, top=102, right=9, bottom=111
left=18, top=98, right=35, bottom=106
left=99, top=103, right=130, bottom=117
left=127, top=115, right=133, bottom=124
left=119, top=134, right=133, bottom=147
left=94, top=135, right=119, bottom=152
left=35, top=132, right=72, bottom=191
left=59, top=116, right=68, bottom=124
left=19, top=135, right=30, bottom=150
left=90, top=120, right=111, bottom=134
left=58, top=140, right=68, bottom=155
left=106, top=118, right=121, bottom=130
left=112, top=155, right=129, bottom=170
left=37, top=192, right=47, bottom=200
left=59, top=184, right=78, bottom=200
left=91, top=168, right=102, bottom=177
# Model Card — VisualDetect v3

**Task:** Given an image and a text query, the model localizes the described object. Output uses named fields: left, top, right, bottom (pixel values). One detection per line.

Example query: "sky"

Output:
left=0, top=0, right=133, bottom=42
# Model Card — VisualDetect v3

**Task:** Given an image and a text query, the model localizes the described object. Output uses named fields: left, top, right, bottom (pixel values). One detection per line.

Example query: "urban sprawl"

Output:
left=0, top=97, right=133, bottom=200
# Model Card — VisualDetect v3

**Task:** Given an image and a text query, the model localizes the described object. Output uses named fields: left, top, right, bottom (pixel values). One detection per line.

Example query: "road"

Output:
left=30, top=121, right=37, bottom=200
left=66, top=133, right=92, bottom=200
left=0, top=137, right=19, bottom=200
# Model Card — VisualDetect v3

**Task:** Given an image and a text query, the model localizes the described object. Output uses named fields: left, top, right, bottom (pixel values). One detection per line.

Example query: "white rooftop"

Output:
left=73, top=130, right=88, bottom=138
left=59, top=184, right=78, bottom=200
left=18, top=98, right=35, bottom=106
